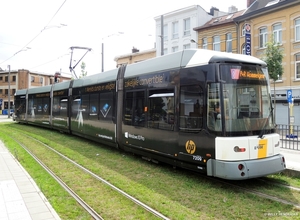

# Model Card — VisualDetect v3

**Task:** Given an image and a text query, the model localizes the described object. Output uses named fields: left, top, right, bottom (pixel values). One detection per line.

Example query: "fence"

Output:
left=277, top=124, right=300, bottom=150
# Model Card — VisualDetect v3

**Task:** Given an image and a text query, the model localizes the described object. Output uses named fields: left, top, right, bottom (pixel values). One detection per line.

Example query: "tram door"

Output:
left=178, top=85, right=206, bottom=167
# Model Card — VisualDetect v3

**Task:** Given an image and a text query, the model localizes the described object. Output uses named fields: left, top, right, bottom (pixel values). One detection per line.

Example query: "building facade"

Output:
left=193, top=10, right=245, bottom=53
left=0, top=69, right=71, bottom=113
left=154, top=5, right=224, bottom=56
left=234, top=0, right=300, bottom=124
left=114, top=48, right=156, bottom=68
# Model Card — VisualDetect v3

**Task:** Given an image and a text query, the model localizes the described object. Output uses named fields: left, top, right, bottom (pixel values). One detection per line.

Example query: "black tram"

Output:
left=14, top=49, right=285, bottom=180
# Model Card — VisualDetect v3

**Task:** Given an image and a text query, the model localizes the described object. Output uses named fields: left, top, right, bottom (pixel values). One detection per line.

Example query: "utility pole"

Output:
left=7, top=65, right=10, bottom=119
left=161, top=15, right=164, bottom=56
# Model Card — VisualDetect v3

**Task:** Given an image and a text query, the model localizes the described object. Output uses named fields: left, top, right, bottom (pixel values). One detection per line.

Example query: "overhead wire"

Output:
left=0, top=0, right=67, bottom=65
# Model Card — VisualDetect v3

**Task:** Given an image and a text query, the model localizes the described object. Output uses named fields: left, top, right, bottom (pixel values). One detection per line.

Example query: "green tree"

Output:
left=263, top=37, right=284, bottom=123
left=80, top=62, right=87, bottom=78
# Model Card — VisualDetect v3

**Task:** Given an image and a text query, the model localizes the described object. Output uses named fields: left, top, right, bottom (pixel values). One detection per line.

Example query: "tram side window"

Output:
left=36, top=97, right=50, bottom=116
left=81, top=94, right=89, bottom=119
left=53, top=97, right=60, bottom=116
left=124, top=91, right=145, bottom=126
left=28, top=96, right=36, bottom=116
left=89, top=93, right=99, bottom=118
left=179, top=85, right=204, bottom=131
left=148, top=89, right=174, bottom=131
left=60, top=98, right=68, bottom=117
left=15, top=99, right=26, bottom=115
left=99, top=92, right=113, bottom=121
left=53, top=96, right=68, bottom=118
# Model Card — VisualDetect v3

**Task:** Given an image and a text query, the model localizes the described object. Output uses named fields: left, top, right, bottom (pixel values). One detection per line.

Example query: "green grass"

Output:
left=0, top=122, right=300, bottom=219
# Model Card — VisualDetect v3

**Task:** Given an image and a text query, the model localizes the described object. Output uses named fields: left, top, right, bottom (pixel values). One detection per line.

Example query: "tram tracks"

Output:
left=20, top=131, right=300, bottom=212
left=10, top=132, right=170, bottom=220
left=206, top=176, right=300, bottom=210
left=1, top=124, right=300, bottom=219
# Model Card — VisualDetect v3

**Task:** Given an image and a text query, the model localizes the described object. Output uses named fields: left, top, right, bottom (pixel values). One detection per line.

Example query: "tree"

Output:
left=263, top=37, right=284, bottom=123
left=79, top=62, right=87, bottom=78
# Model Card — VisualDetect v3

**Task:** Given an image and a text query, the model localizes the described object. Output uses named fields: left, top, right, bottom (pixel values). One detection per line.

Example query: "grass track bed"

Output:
left=0, top=123, right=300, bottom=220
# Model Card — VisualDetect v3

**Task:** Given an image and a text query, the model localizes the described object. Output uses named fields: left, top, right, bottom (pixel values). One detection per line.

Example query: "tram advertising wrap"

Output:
left=14, top=49, right=286, bottom=180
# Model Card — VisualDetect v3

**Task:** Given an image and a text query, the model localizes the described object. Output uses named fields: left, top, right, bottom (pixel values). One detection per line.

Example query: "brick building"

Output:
left=0, top=69, right=71, bottom=113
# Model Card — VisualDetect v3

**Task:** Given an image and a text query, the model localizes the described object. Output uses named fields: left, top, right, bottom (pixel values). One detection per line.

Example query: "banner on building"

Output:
left=245, top=23, right=251, bottom=56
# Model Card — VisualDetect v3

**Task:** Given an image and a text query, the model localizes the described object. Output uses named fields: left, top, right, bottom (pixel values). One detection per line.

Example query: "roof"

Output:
left=193, top=10, right=245, bottom=31
left=235, top=0, right=299, bottom=21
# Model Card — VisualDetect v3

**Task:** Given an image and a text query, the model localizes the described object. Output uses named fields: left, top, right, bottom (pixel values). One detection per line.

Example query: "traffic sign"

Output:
left=287, top=90, right=292, bottom=103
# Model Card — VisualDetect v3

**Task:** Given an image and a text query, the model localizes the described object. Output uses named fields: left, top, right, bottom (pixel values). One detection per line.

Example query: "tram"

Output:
left=14, top=49, right=286, bottom=180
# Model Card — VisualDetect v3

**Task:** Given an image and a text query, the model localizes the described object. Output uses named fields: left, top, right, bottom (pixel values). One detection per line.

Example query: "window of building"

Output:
left=0, top=76, right=2, bottom=81
left=5, top=76, right=8, bottom=82
left=273, top=23, right=282, bottom=44
left=242, top=24, right=246, bottom=36
left=183, top=44, right=190, bottom=49
left=295, top=18, right=300, bottom=42
left=183, top=18, right=190, bottom=36
left=163, top=24, right=168, bottom=41
left=12, top=76, right=16, bottom=82
left=296, top=53, right=300, bottom=80
left=259, top=27, right=268, bottom=48
left=226, top=33, right=232, bottom=52
left=172, top=46, right=178, bottom=53
left=242, top=44, right=246, bottom=54
left=31, top=76, right=35, bottom=82
left=172, top=21, right=179, bottom=39
left=202, top=38, right=207, bottom=49
left=163, top=48, right=168, bottom=55
left=213, top=36, right=220, bottom=51
left=12, top=89, right=16, bottom=95
left=0, top=89, right=2, bottom=94
left=5, top=89, right=8, bottom=95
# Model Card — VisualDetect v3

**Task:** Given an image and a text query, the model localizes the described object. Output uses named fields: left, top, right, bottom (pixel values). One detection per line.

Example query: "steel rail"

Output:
left=25, top=134, right=170, bottom=220
left=13, top=138, right=104, bottom=220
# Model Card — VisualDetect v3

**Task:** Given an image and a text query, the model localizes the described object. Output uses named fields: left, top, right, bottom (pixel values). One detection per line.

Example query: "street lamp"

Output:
left=190, top=39, right=200, bottom=47
left=101, top=32, right=124, bottom=72
left=41, top=24, right=67, bottom=32
left=14, top=47, right=31, bottom=56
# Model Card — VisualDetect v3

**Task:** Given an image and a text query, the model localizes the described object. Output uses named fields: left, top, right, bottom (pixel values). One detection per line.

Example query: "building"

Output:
left=0, top=69, right=71, bottom=113
left=114, top=5, right=232, bottom=66
left=154, top=5, right=225, bottom=56
left=192, top=0, right=300, bottom=124
left=233, top=0, right=300, bottom=124
left=115, top=48, right=156, bottom=68
left=193, top=9, right=245, bottom=53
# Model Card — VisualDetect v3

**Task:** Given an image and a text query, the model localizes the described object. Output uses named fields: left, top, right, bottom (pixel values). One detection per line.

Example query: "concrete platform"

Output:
left=0, top=141, right=60, bottom=220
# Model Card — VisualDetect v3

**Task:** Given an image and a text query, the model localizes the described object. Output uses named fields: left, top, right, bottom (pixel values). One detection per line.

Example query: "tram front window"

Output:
left=207, top=64, right=275, bottom=135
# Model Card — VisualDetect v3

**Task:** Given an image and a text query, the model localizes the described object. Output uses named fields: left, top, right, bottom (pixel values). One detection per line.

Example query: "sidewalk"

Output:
left=0, top=141, right=60, bottom=220
left=279, top=147, right=300, bottom=171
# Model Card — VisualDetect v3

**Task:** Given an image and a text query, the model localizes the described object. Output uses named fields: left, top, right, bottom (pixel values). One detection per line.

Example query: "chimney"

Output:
left=228, top=5, right=238, bottom=13
left=247, top=0, right=256, bottom=7
left=132, top=47, right=139, bottom=53
left=209, top=7, right=219, bottom=16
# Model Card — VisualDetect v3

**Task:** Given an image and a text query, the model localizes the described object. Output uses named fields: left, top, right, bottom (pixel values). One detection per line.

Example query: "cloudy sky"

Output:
left=0, top=0, right=246, bottom=77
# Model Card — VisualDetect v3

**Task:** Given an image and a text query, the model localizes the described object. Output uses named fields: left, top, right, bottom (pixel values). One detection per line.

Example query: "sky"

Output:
left=0, top=0, right=246, bottom=77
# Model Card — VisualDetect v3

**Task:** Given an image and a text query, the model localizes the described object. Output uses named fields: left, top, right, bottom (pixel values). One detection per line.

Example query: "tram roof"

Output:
left=124, top=49, right=266, bottom=78
left=52, top=80, right=72, bottom=91
left=72, top=68, right=118, bottom=88
left=27, top=85, right=52, bottom=94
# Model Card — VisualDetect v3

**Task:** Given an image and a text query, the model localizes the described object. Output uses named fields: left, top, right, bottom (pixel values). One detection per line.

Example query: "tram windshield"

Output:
left=207, top=64, right=275, bottom=135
